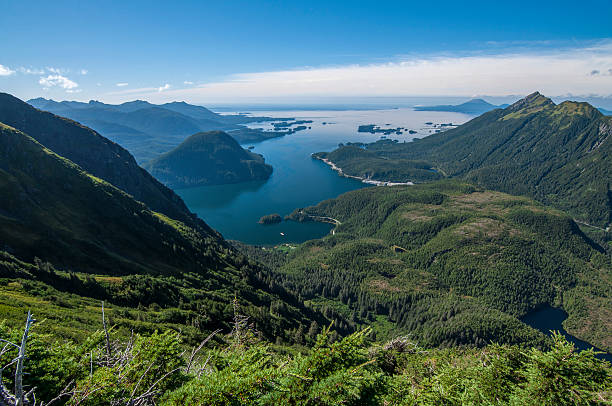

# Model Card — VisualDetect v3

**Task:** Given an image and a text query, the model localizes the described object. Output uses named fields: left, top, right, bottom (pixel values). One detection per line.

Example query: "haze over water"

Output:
left=177, top=107, right=471, bottom=245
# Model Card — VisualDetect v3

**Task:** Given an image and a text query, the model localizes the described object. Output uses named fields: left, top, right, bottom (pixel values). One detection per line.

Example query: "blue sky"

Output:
left=1, top=0, right=612, bottom=103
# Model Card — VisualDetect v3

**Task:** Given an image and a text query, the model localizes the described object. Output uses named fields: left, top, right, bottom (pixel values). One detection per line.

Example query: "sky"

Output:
left=1, top=0, right=612, bottom=105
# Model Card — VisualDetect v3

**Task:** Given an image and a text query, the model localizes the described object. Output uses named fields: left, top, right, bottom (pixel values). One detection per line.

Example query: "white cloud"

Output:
left=46, top=67, right=65, bottom=74
left=116, top=82, right=129, bottom=87
left=80, top=69, right=88, bottom=75
left=157, top=83, right=171, bottom=92
left=183, top=80, right=194, bottom=85
left=0, top=64, right=15, bottom=76
left=17, top=67, right=44, bottom=75
left=137, top=41, right=612, bottom=102
left=38, top=74, right=79, bottom=90
left=66, top=89, right=82, bottom=93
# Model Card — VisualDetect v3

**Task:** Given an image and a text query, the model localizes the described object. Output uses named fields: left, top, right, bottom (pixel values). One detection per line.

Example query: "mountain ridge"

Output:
left=27, top=97, right=289, bottom=163
left=0, top=92, right=214, bottom=235
left=318, top=92, right=612, bottom=228
left=0, top=113, right=324, bottom=344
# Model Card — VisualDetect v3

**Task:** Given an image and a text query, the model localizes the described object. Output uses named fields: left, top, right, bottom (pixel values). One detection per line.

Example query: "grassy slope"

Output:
left=0, top=122, right=323, bottom=343
left=0, top=92, right=213, bottom=234
left=278, top=181, right=611, bottom=351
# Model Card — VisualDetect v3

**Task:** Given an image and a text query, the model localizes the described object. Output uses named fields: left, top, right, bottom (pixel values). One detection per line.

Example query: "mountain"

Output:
left=159, top=100, right=226, bottom=121
left=27, top=97, right=236, bottom=129
left=0, top=116, right=323, bottom=344
left=414, top=98, right=508, bottom=114
left=0, top=92, right=209, bottom=231
left=27, top=97, right=288, bottom=163
left=143, top=131, right=273, bottom=188
left=277, top=181, right=612, bottom=352
left=319, top=92, right=612, bottom=228
left=2, top=94, right=610, bottom=403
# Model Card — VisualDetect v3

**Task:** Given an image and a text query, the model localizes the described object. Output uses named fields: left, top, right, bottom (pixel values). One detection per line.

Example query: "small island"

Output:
left=358, top=124, right=416, bottom=135
left=258, top=213, right=283, bottom=225
left=272, top=120, right=313, bottom=129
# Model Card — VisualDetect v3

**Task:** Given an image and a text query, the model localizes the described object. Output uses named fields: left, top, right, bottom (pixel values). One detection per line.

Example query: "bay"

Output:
left=177, top=108, right=471, bottom=245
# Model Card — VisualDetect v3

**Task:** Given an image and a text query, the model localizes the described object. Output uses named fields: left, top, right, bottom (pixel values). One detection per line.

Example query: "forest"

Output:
left=0, top=91, right=611, bottom=404
left=279, top=181, right=612, bottom=352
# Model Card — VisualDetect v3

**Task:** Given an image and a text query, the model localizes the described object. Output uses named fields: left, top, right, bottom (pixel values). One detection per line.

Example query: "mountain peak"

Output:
left=507, top=91, right=554, bottom=114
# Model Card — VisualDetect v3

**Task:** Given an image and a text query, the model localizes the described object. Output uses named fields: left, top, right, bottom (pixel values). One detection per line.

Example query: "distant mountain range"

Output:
left=414, top=98, right=509, bottom=115
left=27, top=97, right=289, bottom=163
left=143, top=131, right=273, bottom=188
left=319, top=92, right=612, bottom=229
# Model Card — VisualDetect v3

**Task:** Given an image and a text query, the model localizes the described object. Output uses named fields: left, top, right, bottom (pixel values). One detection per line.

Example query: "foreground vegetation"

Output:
left=3, top=314, right=610, bottom=405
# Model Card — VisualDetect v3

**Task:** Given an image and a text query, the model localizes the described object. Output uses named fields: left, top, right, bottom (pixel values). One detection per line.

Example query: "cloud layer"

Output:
left=142, top=41, right=612, bottom=102
left=0, top=64, right=15, bottom=76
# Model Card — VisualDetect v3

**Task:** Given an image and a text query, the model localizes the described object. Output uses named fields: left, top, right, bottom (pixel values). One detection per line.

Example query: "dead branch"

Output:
left=15, top=311, right=35, bottom=406
left=185, top=329, right=220, bottom=374
left=101, top=301, right=111, bottom=363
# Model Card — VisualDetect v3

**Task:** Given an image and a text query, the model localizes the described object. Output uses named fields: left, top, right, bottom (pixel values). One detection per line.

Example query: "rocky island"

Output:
left=258, top=213, right=283, bottom=224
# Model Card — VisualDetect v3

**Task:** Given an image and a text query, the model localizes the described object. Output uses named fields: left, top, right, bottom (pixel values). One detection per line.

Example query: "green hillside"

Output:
left=314, top=145, right=443, bottom=183
left=0, top=92, right=210, bottom=233
left=0, top=121, right=328, bottom=345
left=274, top=181, right=611, bottom=352
left=318, top=92, right=612, bottom=229
left=143, top=131, right=273, bottom=188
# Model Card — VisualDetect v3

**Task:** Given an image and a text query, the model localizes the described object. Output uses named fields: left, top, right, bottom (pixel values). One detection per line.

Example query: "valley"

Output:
left=3, top=2, right=612, bottom=402
left=177, top=107, right=470, bottom=244
left=0, top=92, right=610, bottom=404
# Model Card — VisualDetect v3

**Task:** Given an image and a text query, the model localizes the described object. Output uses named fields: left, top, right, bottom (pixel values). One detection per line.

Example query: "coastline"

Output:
left=312, top=154, right=414, bottom=186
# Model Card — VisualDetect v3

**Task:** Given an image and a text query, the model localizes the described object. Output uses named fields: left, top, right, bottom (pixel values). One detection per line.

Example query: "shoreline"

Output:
left=312, top=154, right=414, bottom=186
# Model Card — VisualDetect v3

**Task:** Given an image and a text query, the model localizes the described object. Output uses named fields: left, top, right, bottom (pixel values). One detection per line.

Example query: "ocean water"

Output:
left=177, top=108, right=471, bottom=245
